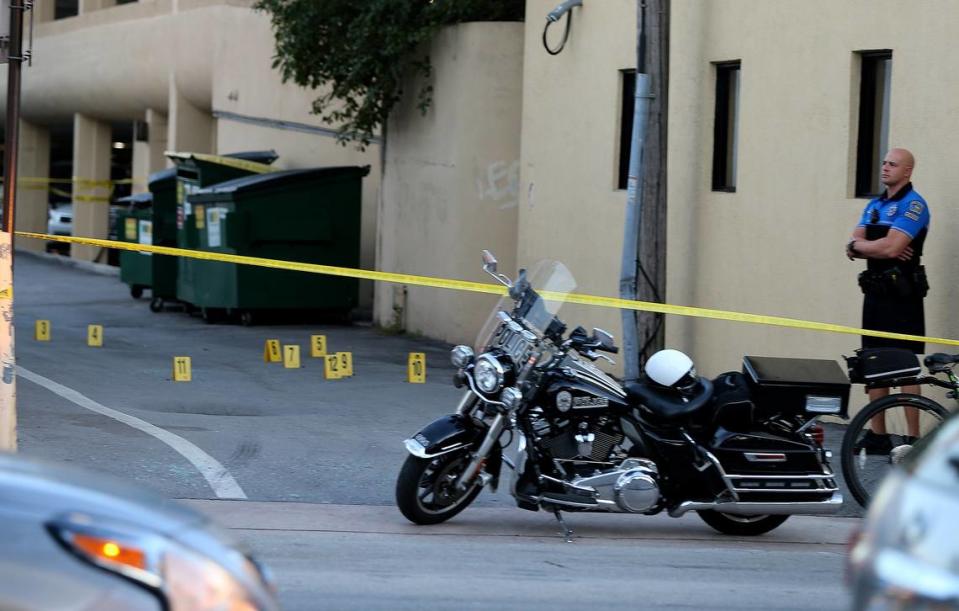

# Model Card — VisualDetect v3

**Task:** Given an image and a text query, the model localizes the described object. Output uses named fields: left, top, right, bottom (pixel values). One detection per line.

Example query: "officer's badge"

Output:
left=886, top=204, right=897, bottom=216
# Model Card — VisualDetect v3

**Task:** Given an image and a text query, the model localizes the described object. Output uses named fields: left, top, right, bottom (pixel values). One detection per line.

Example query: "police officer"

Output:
left=846, top=147, right=930, bottom=453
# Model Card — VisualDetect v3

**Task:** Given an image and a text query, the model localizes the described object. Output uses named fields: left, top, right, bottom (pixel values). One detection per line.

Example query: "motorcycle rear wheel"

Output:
left=697, top=511, right=789, bottom=536
left=396, top=451, right=483, bottom=525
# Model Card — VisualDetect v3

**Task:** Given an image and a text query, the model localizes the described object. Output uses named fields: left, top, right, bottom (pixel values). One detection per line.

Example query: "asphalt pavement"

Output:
left=11, top=251, right=859, bottom=609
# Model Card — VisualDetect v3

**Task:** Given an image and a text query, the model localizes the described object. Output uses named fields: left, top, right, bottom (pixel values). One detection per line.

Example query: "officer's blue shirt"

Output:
left=857, top=183, right=930, bottom=240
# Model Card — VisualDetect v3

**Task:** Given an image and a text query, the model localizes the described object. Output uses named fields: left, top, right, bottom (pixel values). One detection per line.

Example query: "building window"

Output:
left=55, top=0, right=78, bottom=19
left=855, top=51, right=892, bottom=197
left=617, top=69, right=637, bottom=190
left=711, top=61, right=741, bottom=192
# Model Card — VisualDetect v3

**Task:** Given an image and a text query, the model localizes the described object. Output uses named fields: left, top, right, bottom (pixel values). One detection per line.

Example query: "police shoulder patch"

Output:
left=909, top=201, right=924, bottom=214
left=905, top=212, right=920, bottom=221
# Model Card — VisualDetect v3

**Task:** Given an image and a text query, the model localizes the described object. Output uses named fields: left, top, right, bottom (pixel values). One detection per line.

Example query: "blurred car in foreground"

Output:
left=847, top=408, right=959, bottom=610
left=0, top=452, right=278, bottom=610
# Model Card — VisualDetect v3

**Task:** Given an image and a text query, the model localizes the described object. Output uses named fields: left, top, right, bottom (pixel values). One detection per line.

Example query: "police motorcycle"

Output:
left=395, top=251, right=847, bottom=538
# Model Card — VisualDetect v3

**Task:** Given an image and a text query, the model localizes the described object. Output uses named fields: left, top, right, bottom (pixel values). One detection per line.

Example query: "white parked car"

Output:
left=48, top=204, right=73, bottom=236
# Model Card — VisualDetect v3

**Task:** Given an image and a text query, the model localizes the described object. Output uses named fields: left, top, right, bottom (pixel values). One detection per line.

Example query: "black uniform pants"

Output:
left=862, top=293, right=925, bottom=354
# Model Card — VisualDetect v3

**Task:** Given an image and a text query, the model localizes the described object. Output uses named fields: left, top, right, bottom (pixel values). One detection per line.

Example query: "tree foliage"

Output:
left=254, top=0, right=524, bottom=148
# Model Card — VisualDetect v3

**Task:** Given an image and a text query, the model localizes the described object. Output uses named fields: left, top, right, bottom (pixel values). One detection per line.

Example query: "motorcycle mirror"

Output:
left=593, top=328, right=615, bottom=349
left=482, top=250, right=513, bottom=288
left=481, top=250, right=498, bottom=273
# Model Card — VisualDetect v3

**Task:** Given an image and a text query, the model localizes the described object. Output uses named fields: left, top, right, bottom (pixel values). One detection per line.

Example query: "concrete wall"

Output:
left=376, top=22, right=524, bottom=344
left=665, top=0, right=959, bottom=389
left=517, top=0, right=636, bottom=374
left=0, top=0, right=380, bottom=302
left=516, top=0, right=959, bottom=400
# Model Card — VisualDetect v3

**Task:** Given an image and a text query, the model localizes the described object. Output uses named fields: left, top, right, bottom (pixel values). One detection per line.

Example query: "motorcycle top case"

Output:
left=844, top=347, right=921, bottom=384
left=742, top=356, right=850, bottom=418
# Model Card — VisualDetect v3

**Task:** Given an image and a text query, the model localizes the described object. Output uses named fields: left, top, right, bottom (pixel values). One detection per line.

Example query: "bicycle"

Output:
left=840, top=350, right=959, bottom=508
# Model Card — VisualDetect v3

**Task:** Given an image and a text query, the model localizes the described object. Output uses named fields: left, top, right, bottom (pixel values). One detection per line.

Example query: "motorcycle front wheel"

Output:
left=697, top=511, right=789, bottom=536
left=396, top=451, right=484, bottom=525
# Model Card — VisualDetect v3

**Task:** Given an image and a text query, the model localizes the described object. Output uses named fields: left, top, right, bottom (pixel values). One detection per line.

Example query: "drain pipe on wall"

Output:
left=619, top=0, right=651, bottom=383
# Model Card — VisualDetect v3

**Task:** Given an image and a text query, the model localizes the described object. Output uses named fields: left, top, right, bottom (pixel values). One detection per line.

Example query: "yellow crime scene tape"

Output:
left=1, top=176, right=146, bottom=204
left=14, top=231, right=959, bottom=348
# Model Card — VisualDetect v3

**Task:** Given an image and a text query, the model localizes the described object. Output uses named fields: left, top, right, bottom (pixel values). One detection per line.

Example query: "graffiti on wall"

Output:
left=476, top=160, right=520, bottom=210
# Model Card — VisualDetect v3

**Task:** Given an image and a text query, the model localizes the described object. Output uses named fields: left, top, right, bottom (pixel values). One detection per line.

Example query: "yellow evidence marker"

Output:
left=87, top=325, right=103, bottom=347
left=324, top=354, right=342, bottom=380
left=263, top=339, right=282, bottom=363
left=310, top=334, right=327, bottom=358
left=284, top=345, right=301, bottom=369
left=408, top=353, right=426, bottom=384
left=173, top=357, right=192, bottom=382
left=336, top=351, right=353, bottom=377
left=35, top=320, right=51, bottom=341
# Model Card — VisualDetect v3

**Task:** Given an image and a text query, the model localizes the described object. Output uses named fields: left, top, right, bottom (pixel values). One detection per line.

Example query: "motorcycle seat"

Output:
left=625, top=377, right=715, bottom=422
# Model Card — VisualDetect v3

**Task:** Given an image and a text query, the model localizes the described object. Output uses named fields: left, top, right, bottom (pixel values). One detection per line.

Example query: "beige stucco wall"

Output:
left=518, top=0, right=636, bottom=375
left=376, top=22, right=524, bottom=344
left=517, top=0, right=959, bottom=406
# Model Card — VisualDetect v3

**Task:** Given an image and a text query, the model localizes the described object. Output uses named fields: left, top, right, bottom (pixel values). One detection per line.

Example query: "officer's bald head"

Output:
left=881, top=148, right=915, bottom=190
left=888, top=148, right=915, bottom=170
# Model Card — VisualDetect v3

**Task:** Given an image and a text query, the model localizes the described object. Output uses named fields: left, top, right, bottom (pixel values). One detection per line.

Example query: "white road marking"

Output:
left=18, top=366, right=247, bottom=499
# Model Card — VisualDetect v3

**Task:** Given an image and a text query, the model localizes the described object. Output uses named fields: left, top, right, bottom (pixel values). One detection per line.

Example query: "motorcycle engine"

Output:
left=528, top=408, right=624, bottom=468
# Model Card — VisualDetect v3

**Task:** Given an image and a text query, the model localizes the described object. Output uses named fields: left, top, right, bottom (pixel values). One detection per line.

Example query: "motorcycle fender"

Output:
left=404, top=414, right=482, bottom=459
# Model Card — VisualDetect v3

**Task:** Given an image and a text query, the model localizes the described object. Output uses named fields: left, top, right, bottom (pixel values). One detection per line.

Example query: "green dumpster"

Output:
left=169, top=150, right=279, bottom=310
left=146, top=167, right=177, bottom=311
left=115, top=191, right=154, bottom=299
left=184, top=166, right=370, bottom=325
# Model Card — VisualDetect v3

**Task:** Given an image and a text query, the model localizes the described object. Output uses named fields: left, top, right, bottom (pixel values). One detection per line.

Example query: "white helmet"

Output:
left=645, top=349, right=697, bottom=391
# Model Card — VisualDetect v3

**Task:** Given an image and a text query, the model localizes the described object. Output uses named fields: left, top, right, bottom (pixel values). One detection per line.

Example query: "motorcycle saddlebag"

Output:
left=844, top=348, right=921, bottom=384
left=742, top=356, right=850, bottom=419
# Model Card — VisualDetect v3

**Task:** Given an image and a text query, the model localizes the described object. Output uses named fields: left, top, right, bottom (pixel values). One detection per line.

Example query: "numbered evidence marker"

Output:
left=87, top=325, right=103, bottom=347
left=173, top=357, right=192, bottom=382
left=324, top=354, right=342, bottom=380
left=35, top=320, right=51, bottom=341
left=336, top=351, right=353, bottom=377
left=407, top=353, right=426, bottom=384
left=310, top=334, right=327, bottom=358
left=263, top=339, right=282, bottom=363
left=283, top=345, right=301, bottom=369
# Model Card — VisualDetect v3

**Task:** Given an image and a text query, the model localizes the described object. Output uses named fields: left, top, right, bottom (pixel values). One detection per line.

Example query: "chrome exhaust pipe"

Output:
left=668, top=492, right=843, bottom=518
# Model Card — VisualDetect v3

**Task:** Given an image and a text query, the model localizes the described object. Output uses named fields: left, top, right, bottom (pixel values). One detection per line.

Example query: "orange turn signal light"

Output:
left=72, top=533, right=147, bottom=570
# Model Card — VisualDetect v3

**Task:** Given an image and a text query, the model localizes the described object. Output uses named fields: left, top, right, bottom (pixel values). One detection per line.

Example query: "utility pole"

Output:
left=619, top=0, right=668, bottom=382
left=0, top=0, right=29, bottom=450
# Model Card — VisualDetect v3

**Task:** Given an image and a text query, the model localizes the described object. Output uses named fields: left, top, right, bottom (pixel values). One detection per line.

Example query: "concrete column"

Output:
left=78, top=0, right=117, bottom=14
left=167, top=76, right=214, bottom=156
left=131, top=109, right=168, bottom=193
left=71, top=113, right=111, bottom=262
left=14, top=120, right=50, bottom=254
left=35, top=0, right=55, bottom=22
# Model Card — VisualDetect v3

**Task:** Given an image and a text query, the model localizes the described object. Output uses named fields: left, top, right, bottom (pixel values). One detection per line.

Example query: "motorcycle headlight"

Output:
left=501, top=387, right=523, bottom=410
left=474, top=354, right=505, bottom=394
left=450, top=345, right=474, bottom=368
left=48, top=514, right=277, bottom=611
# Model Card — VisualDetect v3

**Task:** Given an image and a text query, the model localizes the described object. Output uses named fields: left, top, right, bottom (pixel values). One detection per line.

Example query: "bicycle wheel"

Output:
left=841, top=393, right=949, bottom=508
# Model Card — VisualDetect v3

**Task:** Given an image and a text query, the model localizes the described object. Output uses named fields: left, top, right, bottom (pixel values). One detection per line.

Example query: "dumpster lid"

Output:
left=115, top=191, right=153, bottom=209
left=148, top=167, right=176, bottom=186
left=164, top=150, right=278, bottom=174
left=194, top=166, right=371, bottom=196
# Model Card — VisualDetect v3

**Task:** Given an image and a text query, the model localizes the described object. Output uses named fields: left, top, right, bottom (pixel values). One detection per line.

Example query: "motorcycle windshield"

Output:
left=474, top=259, right=576, bottom=352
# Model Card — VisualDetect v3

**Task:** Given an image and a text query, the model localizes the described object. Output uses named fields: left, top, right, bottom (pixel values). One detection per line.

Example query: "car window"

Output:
left=902, top=409, right=959, bottom=491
